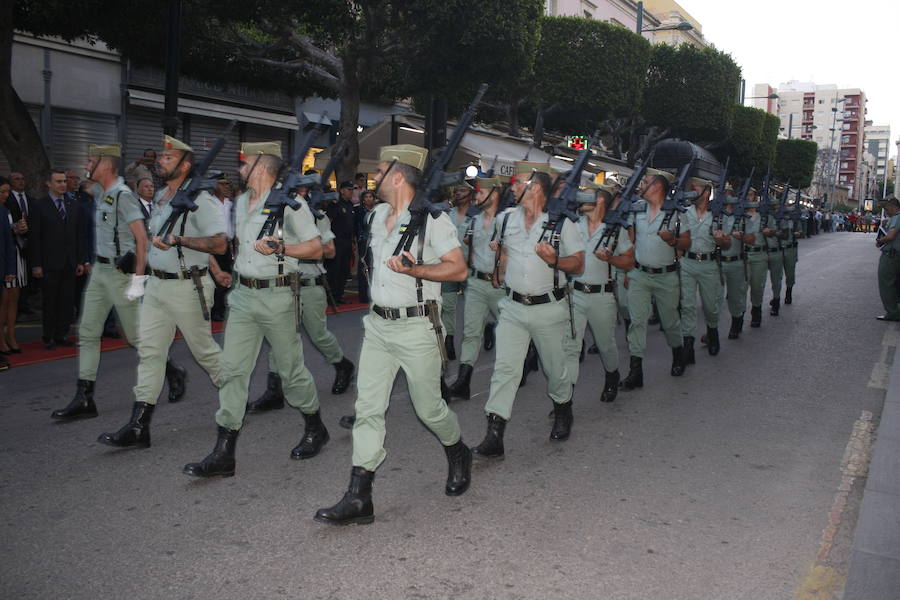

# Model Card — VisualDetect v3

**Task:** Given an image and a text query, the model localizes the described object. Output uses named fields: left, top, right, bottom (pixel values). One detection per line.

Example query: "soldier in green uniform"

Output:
left=246, top=188, right=355, bottom=412
left=51, top=144, right=186, bottom=421
left=620, top=169, right=691, bottom=390
left=763, top=192, right=788, bottom=316
left=441, top=183, right=472, bottom=360
left=567, top=185, right=634, bottom=402
left=722, top=186, right=758, bottom=337
left=315, top=144, right=471, bottom=526
left=740, top=189, right=767, bottom=328
left=471, top=160, right=584, bottom=460
left=97, top=136, right=225, bottom=448
left=445, top=176, right=506, bottom=401
left=781, top=205, right=802, bottom=305
left=183, top=142, right=329, bottom=477
left=875, top=197, right=900, bottom=321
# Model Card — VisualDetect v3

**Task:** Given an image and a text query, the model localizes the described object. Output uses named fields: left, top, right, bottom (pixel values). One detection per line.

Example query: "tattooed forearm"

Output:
left=176, top=233, right=227, bottom=255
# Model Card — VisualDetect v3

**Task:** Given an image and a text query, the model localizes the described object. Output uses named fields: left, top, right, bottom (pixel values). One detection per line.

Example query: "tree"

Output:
left=644, top=43, right=742, bottom=144
left=713, top=106, right=778, bottom=178
left=774, top=139, right=818, bottom=189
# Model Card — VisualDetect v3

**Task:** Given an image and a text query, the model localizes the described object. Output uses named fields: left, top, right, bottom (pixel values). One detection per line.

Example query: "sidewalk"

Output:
left=844, top=333, right=900, bottom=598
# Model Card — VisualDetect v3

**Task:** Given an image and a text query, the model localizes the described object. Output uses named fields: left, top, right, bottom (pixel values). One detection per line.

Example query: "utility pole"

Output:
left=163, top=0, right=182, bottom=137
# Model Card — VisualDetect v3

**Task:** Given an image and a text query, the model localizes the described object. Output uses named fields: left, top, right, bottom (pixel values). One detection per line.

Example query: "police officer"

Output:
left=875, top=197, right=900, bottom=321
left=620, top=169, right=690, bottom=390
left=445, top=176, right=506, bottom=401
left=441, top=183, right=473, bottom=360
left=471, top=160, right=584, bottom=460
left=51, top=144, right=186, bottom=421
left=567, top=185, right=634, bottom=402
left=183, top=142, right=329, bottom=477
left=315, top=144, right=471, bottom=526
left=97, top=136, right=224, bottom=448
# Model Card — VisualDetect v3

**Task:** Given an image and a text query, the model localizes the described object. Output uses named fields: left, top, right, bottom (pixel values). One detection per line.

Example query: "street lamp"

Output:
left=747, top=93, right=780, bottom=100
left=635, top=1, right=694, bottom=34
left=828, top=97, right=849, bottom=210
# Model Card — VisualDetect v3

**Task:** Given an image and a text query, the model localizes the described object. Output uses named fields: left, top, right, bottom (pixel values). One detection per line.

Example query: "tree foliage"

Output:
left=715, top=106, right=778, bottom=178
left=644, top=43, right=742, bottom=144
left=774, top=139, right=818, bottom=189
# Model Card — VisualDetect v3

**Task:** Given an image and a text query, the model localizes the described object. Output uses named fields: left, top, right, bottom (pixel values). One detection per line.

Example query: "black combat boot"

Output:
left=314, top=467, right=375, bottom=526
left=338, top=415, right=356, bottom=429
left=183, top=426, right=239, bottom=478
left=770, top=298, right=780, bottom=316
left=750, top=306, right=762, bottom=328
left=51, top=379, right=98, bottom=421
left=443, top=440, right=472, bottom=496
left=706, top=327, right=720, bottom=356
left=444, top=335, right=456, bottom=361
left=483, top=322, right=495, bottom=351
left=728, top=316, right=743, bottom=339
left=670, top=346, right=687, bottom=376
left=291, top=411, right=330, bottom=459
left=247, top=372, right=285, bottom=413
left=165, top=360, right=187, bottom=403
left=331, top=357, right=354, bottom=395
left=447, top=363, right=473, bottom=401
left=784, top=286, right=793, bottom=304
left=550, top=401, right=573, bottom=441
left=97, top=402, right=154, bottom=448
left=472, top=413, right=506, bottom=459
left=683, top=336, right=696, bottom=365
left=600, top=370, right=620, bottom=402
left=519, top=342, right=539, bottom=387
left=620, top=356, right=643, bottom=390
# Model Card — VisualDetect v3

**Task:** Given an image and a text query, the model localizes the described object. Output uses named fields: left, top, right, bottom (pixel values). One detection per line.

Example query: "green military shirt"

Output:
left=232, top=189, right=320, bottom=279
left=683, top=205, right=717, bottom=254
left=742, top=213, right=761, bottom=247
left=465, top=211, right=500, bottom=274
left=631, top=201, right=681, bottom=268
left=574, top=219, right=632, bottom=284
left=720, top=214, right=741, bottom=258
left=147, top=189, right=225, bottom=272
left=762, top=214, right=781, bottom=250
left=883, top=213, right=900, bottom=253
left=500, top=206, right=582, bottom=295
left=94, top=176, right=144, bottom=259
left=368, top=204, right=461, bottom=307
left=297, top=213, right=335, bottom=278
left=449, top=207, right=470, bottom=261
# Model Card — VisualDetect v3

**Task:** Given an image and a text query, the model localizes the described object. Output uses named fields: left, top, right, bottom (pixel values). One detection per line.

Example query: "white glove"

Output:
left=125, top=274, right=149, bottom=301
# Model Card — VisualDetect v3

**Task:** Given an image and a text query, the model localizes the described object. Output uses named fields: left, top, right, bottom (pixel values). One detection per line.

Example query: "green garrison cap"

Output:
left=88, top=144, right=122, bottom=158
left=475, top=176, right=502, bottom=190
left=240, top=141, right=282, bottom=160
left=163, top=135, right=193, bottom=152
left=592, top=184, right=618, bottom=197
left=583, top=181, right=603, bottom=190
left=576, top=190, right=597, bottom=205
left=513, top=161, right=553, bottom=176
left=379, top=144, right=428, bottom=171
left=645, top=168, right=676, bottom=185
left=688, top=177, right=712, bottom=190
left=724, top=182, right=735, bottom=193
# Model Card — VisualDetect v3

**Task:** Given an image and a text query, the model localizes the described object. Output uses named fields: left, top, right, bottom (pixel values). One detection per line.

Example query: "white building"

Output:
left=864, top=124, right=890, bottom=184
left=545, top=0, right=706, bottom=46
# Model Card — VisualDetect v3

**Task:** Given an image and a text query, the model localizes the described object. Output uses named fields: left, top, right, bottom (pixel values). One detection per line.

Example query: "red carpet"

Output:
left=4, top=294, right=368, bottom=369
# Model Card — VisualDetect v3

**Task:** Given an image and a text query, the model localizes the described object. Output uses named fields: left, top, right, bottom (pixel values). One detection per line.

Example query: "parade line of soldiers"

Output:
left=48, top=136, right=803, bottom=527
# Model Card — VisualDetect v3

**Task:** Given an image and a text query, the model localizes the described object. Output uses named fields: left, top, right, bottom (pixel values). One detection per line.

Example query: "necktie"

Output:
left=17, top=193, right=27, bottom=216
left=56, top=198, right=66, bottom=220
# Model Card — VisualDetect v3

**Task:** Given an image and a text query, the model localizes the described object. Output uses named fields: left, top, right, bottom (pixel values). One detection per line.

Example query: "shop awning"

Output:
left=128, top=89, right=298, bottom=129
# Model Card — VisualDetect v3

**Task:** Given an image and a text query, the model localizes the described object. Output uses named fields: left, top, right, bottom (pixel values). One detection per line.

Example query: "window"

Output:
left=842, top=135, right=851, bottom=144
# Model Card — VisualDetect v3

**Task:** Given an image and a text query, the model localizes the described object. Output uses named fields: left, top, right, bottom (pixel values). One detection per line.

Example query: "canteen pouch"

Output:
left=115, top=251, right=136, bottom=274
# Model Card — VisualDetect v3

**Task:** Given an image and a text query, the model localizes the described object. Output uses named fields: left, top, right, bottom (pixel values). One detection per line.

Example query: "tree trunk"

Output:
left=507, top=99, right=522, bottom=138
left=0, top=4, right=49, bottom=195
left=336, top=54, right=361, bottom=183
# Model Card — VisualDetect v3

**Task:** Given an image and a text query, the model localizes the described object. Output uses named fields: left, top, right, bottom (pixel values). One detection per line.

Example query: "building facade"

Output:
left=544, top=0, right=706, bottom=45
left=864, top=124, right=891, bottom=187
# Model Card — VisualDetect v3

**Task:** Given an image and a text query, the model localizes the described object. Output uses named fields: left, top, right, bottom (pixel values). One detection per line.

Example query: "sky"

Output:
left=681, top=0, right=900, bottom=159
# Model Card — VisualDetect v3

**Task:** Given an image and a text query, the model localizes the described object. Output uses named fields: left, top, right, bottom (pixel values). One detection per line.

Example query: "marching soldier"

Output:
left=567, top=185, right=634, bottom=402
left=720, top=186, right=755, bottom=338
left=445, top=175, right=506, bottom=401
left=620, top=169, right=690, bottom=390
left=315, top=144, right=471, bottom=526
left=441, top=183, right=473, bottom=361
left=51, top=143, right=186, bottom=422
left=184, top=142, right=329, bottom=477
left=762, top=192, right=788, bottom=316
left=741, top=189, right=767, bottom=328
left=471, top=160, right=584, bottom=460
left=781, top=205, right=802, bottom=306
left=97, top=136, right=224, bottom=448
left=875, top=197, right=900, bottom=321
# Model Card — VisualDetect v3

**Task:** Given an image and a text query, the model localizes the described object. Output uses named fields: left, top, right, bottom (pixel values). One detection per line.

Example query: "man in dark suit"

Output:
left=66, top=171, right=95, bottom=318
left=29, top=169, right=85, bottom=349
left=324, top=181, right=356, bottom=303
left=7, top=172, right=34, bottom=315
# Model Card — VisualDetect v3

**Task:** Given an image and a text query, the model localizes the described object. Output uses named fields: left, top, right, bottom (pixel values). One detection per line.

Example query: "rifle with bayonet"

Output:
left=732, top=167, right=755, bottom=281
left=659, top=158, right=698, bottom=233
left=594, top=153, right=653, bottom=253
left=709, top=158, right=730, bottom=283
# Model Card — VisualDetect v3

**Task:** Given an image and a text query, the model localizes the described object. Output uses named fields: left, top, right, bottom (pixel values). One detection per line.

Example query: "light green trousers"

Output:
left=216, top=285, right=319, bottom=431
left=133, top=275, right=221, bottom=405
left=767, top=250, right=785, bottom=298
left=567, top=288, right=619, bottom=384
left=458, top=277, right=504, bottom=366
left=626, top=270, right=682, bottom=357
left=680, top=258, right=722, bottom=336
left=484, top=297, right=573, bottom=421
left=783, top=246, right=798, bottom=287
left=78, top=263, right=141, bottom=381
left=615, top=270, right=630, bottom=322
left=351, top=312, right=461, bottom=471
left=747, top=251, right=768, bottom=307
left=266, top=283, right=343, bottom=372
left=440, top=283, right=462, bottom=337
left=722, top=260, right=748, bottom=318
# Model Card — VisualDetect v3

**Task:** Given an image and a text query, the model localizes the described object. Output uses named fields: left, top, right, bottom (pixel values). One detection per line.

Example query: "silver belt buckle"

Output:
left=522, top=294, right=533, bottom=305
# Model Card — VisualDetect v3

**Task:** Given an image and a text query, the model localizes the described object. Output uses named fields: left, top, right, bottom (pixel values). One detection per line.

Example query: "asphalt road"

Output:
left=0, top=231, right=889, bottom=600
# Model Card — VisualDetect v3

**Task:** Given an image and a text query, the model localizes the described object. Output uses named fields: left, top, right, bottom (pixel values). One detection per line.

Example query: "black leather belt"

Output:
left=635, top=262, right=677, bottom=274
left=782, top=243, right=796, bottom=249
left=151, top=267, right=208, bottom=280
left=96, top=255, right=112, bottom=264
left=372, top=304, right=431, bottom=320
left=720, top=255, right=742, bottom=263
left=299, top=275, right=326, bottom=287
left=507, top=288, right=566, bottom=305
left=573, top=281, right=614, bottom=293
left=238, top=274, right=291, bottom=289
left=471, top=269, right=493, bottom=282
left=686, top=251, right=714, bottom=261
left=298, top=259, right=319, bottom=264
left=745, top=245, right=765, bottom=252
